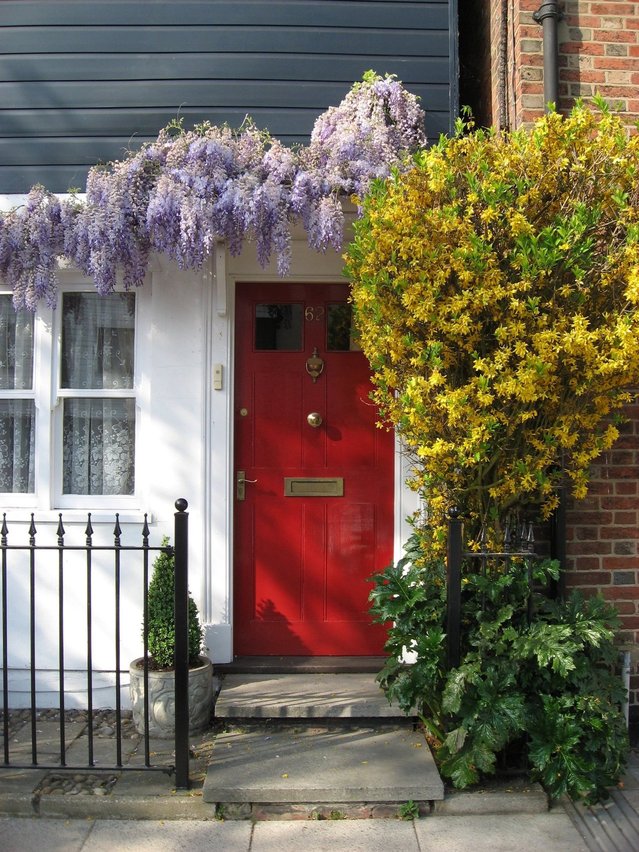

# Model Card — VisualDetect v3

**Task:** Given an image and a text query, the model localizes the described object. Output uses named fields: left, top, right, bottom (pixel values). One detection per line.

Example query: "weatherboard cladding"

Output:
left=0, top=0, right=457, bottom=194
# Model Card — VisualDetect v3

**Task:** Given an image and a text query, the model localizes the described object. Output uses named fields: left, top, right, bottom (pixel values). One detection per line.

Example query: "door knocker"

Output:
left=305, top=347, right=324, bottom=383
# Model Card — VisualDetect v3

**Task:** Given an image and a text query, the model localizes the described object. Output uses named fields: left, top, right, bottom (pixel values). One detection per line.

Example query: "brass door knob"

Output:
left=307, top=412, right=323, bottom=428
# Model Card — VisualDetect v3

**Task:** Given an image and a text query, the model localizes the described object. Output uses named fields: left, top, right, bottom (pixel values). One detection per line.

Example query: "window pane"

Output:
left=0, top=296, right=34, bottom=390
left=0, top=400, right=35, bottom=493
left=327, top=303, right=360, bottom=351
left=255, top=304, right=302, bottom=350
left=63, top=398, right=135, bottom=495
left=61, top=293, right=135, bottom=389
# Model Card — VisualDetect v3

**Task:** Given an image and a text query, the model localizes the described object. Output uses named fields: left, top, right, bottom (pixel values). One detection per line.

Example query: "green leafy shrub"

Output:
left=145, top=538, right=203, bottom=669
left=371, top=534, right=629, bottom=803
left=346, top=101, right=639, bottom=547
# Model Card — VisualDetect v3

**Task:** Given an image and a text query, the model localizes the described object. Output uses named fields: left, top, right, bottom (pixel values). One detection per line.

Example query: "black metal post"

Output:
left=85, top=514, right=94, bottom=767
left=446, top=511, right=463, bottom=670
left=550, top=483, right=567, bottom=600
left=141, top=515, right=151, bottom=767
left=29, top=515, right=37, bottom=765
left=2, top=515, right=9, bottom=765
left=57, top=515, right=66, bottom=765
left=113, top=515, right=122, bottom=767
left=173, top=498, right=190, bottom=790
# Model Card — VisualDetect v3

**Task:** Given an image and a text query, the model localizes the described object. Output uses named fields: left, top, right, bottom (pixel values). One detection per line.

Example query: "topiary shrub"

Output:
left=145, top=537, right=203, bottom=669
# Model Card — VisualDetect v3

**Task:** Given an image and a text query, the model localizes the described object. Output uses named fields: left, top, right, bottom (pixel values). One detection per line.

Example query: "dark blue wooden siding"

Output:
left=0, top=0, right=458, bottom=194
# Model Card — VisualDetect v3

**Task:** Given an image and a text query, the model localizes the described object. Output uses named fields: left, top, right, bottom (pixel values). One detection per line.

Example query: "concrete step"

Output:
left=205, top=672, right=439, bottom=818
left=216, top=656, right=387, bottom=674
left=214, top=673, right=408, bottom=720
left=206, top=672, right=550, bottom=820
left=202, top=724, right=444, bottom=814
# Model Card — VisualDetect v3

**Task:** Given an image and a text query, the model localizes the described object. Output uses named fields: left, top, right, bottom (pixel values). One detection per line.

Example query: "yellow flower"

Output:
left=347, top=100, right=639, bottom=533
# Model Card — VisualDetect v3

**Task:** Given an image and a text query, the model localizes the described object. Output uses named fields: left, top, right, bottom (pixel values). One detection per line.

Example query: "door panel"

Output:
left=234, top=282, right=393, bottom=656
left=253, top=371, right=303, bottom=467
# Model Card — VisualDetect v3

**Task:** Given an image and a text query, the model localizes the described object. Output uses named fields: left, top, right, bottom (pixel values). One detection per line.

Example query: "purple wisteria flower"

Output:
left=0, top=73, right=427, bottom=307
left=0, top=186, right=66, bottom=309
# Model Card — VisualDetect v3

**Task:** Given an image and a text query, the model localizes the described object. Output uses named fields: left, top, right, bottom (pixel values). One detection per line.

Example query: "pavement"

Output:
left=0, top=718, right=600, bottom=852
left=1, top=672, right=638, bottom=850
left=0, top=812, right=590, bottom=852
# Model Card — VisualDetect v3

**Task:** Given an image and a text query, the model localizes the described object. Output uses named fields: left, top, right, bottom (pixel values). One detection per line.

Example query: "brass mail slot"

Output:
left=284, top=477, right=344, bottom=497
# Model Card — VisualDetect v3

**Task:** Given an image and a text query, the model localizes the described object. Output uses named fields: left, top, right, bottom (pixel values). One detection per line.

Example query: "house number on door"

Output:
left=305, top=306, right=325, bottom=321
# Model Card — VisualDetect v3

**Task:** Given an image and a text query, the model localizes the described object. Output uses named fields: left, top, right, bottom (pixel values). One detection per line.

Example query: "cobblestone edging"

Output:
left=34, top=772, right=119, bottom=797
left=2, top=709, right=146, bottom=799
left=1, top=708, right=139, bottom=740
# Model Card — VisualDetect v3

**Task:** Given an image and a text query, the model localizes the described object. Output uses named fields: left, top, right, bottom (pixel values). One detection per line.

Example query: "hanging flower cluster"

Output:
left=0, top=72, right=426, bottom=309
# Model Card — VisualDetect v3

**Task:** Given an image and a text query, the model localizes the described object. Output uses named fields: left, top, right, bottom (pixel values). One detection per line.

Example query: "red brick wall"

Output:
left=482, top=0, right=639, bottom=722
left=564, top=399, right=639, bottom=715
left=487, top=1, right=639, bottom=129
left=561, top=0, right=639, bottom=125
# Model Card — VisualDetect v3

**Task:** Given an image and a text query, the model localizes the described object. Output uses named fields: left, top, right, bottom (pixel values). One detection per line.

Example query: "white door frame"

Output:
left=202, top=240, right=419, bottom=664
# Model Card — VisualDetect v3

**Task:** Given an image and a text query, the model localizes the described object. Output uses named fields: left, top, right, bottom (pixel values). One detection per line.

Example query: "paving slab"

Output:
left=215, top=673, right=405, bottom=719
left=0, top=816, right=251, bottom=852
left=0, top=765, right=41, bottom=796
left=414, top=813, right=589, bottom=852
left=4, top=719, right=85, bottom=763
left=251, top=818, right=421, bottom=852
left=0, top=815, right=92, bottom=852
left=81, top=818, right=252, bottom=851
left=203, top=725, right=443, bottom=803
left=63, top=730, right=139, bottom=767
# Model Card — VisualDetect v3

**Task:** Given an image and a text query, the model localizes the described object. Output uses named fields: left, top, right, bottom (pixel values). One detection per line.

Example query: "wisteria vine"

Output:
left=0, top=73, right=426, bottom=309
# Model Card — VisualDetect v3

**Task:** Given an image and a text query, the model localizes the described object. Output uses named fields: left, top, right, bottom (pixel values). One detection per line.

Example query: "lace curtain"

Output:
left=0, top=297, right=35, bottom=492
left=61, top=293, right=136, bottom=495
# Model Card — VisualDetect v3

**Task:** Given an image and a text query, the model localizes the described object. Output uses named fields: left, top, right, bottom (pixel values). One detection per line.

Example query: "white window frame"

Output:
left=0, top=273, right=150, bottom=515
left=0, top=295, right=37, bottom=508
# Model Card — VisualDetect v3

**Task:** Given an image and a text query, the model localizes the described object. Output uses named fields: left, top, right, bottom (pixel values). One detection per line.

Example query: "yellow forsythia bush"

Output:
left=346, top=101, right=639, bottom=543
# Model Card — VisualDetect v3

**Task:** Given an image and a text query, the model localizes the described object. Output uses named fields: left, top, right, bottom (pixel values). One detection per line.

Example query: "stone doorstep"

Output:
left=214, top=672, right=407, bottom=719
left=202, top=726, right=444, bottom=805
left=207, top=672, right=440, bottom=818
left=434, top=780, right=549, bottom=816
left=216, top=656, right=388, bottom=675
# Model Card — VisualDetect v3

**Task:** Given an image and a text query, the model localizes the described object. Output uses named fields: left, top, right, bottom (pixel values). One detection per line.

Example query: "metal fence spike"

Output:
left=85, top=513, right=94, bottom=546
left=113, top=513, right=122, bottom=547
left=56, top=514, right=65, bottom=546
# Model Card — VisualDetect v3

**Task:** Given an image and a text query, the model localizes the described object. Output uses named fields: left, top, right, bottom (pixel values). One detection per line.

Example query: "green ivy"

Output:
left=145, top=538, right=203, bottom=669
left=370, top=533, right=628, bottom=803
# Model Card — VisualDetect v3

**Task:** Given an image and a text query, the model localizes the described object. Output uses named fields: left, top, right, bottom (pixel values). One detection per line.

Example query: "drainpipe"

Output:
left=498, top=0, right=509, bottom=130
left=533, top=1, right=563, bottom=112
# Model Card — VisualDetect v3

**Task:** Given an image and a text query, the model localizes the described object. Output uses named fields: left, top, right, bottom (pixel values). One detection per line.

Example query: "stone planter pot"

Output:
left=129, top=656, right=213, bottom=739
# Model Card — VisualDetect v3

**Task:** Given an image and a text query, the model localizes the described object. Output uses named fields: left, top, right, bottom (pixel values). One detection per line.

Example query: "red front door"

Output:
left=233, top=282, right=393, bottom=656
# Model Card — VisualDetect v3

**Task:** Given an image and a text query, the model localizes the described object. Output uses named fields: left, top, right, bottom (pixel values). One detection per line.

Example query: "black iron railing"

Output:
left=0, top=498, right=191, bottom=789
left=446, top=510, right=541, bottom=670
